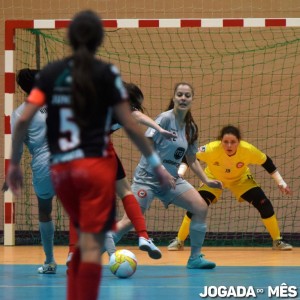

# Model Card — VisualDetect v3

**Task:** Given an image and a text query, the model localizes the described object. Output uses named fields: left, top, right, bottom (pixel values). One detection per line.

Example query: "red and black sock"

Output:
left=122, top=194, right=148, bottom=239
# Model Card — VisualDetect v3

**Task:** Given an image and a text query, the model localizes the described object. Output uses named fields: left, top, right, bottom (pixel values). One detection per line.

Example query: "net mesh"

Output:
left=12, top=25, right=300, bottom=246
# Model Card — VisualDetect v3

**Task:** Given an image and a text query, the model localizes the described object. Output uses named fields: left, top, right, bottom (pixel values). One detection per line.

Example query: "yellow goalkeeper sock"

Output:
left=177, top=214, right=191, bottom=242
left=261, top=215, right=281, bottom=241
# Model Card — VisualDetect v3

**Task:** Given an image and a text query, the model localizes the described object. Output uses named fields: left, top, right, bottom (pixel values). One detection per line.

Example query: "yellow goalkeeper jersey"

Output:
left=196, top=140, right=267, bottom=187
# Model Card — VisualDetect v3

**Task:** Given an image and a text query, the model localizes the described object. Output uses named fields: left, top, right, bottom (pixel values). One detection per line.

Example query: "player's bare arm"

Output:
left=186, top=154, right=223, bottom=189
left=113, top=101, right=176, bottom=190
left=131, top=110, right=177, bottom=140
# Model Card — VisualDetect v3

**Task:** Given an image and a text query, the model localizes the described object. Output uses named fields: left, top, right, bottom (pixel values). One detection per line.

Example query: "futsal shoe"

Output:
left=167, top=238, right=184, bottom=251
left=272, top=239, right=293, bottom=250
left=139, top=237, right=162, bottom=259
left=38, top=262, right=57, bottom=274
left=187, top=254, right=216, bottom=269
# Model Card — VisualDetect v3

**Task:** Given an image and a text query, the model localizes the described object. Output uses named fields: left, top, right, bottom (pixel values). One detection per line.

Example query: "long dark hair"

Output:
left=68, top=10, right=104, bottom=127
left=16, top=68, right=39, bottom=95
left=123, top=82, right=144, bottom=113
left=166, top=82, right=198, bottom=145
left=218, top=125, right=242, bottom=140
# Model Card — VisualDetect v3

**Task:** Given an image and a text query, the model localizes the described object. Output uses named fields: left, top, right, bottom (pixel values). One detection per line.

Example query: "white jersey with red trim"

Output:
left=134, top=109, right=198, bottom=179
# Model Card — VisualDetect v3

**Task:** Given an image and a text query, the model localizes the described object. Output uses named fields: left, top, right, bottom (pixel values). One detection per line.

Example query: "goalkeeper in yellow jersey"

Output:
left=168, top=125, right=293, bottom=251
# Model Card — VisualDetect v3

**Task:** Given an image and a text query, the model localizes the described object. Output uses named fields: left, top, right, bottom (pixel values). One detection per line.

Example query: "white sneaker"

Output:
left=38, top=262, right=57, bottom=274
left=167, top=238, right=184, bottom=251
left=139, top=237, right=162, bottom=259
left=272, top=239, right=293, bottom=250
left=66, top=252, right=73, bottom=267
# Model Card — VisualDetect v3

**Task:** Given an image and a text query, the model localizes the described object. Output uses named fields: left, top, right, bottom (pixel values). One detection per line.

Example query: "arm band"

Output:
left=178, top=163, right=188, bottom=177
left=271, top=171, right=287, bottom=188
left=146, top=152, right=161, bottom=169
left=261, top=156, right=277, bottom=174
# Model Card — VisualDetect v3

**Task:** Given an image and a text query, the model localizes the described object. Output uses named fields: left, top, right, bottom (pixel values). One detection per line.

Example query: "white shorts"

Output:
left=131, top=176, right=194, bottom=210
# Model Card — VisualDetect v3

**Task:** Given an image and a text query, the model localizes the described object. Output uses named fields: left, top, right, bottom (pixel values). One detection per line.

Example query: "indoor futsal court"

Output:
left=2, top=2, right=300, bottom=300
left=1, top=246, right=300, bottom=299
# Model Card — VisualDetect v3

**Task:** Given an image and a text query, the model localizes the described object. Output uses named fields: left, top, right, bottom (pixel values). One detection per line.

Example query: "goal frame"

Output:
left=4, top=17, right=300, bottom=245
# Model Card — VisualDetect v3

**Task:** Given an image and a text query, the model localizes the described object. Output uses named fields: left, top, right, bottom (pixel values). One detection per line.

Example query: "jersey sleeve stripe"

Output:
left=27, top=88, right=46, bottom=106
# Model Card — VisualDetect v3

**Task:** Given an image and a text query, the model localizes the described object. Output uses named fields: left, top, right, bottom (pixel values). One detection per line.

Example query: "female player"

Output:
left=4, top=68, right=57, bottom=274
left=106, top=82, right=223, bottom=269
left=168, top=125, right=293, bottom=251
left=7, top=10, right=174, bottom=300
left=67, top=82, right=177, bottom=263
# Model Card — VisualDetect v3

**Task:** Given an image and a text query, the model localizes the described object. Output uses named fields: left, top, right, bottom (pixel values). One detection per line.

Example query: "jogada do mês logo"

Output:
left=199, top=283, right=298, bottom=298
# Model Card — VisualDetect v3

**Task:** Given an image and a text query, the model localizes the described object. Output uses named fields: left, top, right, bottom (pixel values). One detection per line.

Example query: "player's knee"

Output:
left=199, top=190, right=215, bottom=207
left=186, top=211, right=193, bottom=219
left=39, top=210, right=52, bottom=222
left=38, top=197, right=53, bottom=222
left=186, top=191, right=214, bottom=220
left=251, top=197, right=274, bottom=219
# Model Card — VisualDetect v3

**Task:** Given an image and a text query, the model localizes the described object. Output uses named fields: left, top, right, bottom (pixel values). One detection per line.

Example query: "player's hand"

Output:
left=154, top=165, right=176, bottom=190
left=1, top=181, right=9, bottom=192
left=278, top=184, right=292, bottom=195
left=159, top=129, right=177, bottom=140
left=206, top=179, right=223, bottom=190
left=7, top=164, right=23, bottom=196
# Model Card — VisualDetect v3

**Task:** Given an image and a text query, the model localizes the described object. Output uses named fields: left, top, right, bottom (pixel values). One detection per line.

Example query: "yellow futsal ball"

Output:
left=109, top=249, right=138, bottom=278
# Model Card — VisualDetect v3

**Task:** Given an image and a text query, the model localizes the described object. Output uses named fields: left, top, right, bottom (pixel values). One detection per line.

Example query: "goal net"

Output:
left=4, top=19, right=300, bottom=247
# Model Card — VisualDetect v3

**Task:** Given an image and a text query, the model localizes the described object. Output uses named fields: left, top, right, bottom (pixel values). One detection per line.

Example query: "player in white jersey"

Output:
left=8, top=68, right=57, bottom=274
left=109, top=82, right=223, bottom=269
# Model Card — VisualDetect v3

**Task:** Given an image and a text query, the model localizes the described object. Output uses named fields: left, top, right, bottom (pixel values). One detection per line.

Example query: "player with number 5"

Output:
left=7, top=10, right=175, bottom=300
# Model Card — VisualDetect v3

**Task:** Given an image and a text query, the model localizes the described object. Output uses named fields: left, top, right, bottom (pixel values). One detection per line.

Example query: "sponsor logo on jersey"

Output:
left=213, top=161, right=220, bottom=166
left=137, top=189, right=147, bottom=198
left=174, top=147, right=185, bottom=160
left=236, top=162, right=244, bottom=168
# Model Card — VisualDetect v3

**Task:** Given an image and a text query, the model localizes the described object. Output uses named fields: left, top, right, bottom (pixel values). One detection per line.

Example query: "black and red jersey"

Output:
left=28, top=57, right=127, bottom=162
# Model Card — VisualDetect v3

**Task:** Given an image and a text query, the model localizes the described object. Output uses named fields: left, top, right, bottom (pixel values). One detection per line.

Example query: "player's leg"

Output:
left=67, top=219, right=78, bottom=267
left=109, top=183, right=161, bottom=259
left=241, top=187, right=292, bottom=250
left=67, top=230, right=106, bottom=300
left=116, top=176, right=161, bottom=258
left=76, top=158, right=116, bottom=300
left=168, top=188, right=217, bottom=251
left=170, top=182, right=216, bottom=269
left=168, top=212, right=192, bottom=251
left=116, top=177, right=148, bottom=239
left=34, top=173, right=57, bottom=274
left=104, top=214, right=134, bottom=258
left=77, top=231, right=105, bottom=300
left=37, top=196, right=56, bottom=273
left=108, top=209, right=162, bottom=259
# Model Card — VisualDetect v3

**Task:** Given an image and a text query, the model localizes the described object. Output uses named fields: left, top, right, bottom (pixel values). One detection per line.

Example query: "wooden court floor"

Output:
left=1, top=245, right=300, bottom=266
left=1, top=246, right=300, bottom=300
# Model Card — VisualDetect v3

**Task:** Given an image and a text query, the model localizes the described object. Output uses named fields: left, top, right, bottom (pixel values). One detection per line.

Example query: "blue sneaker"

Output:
left=187, top=254, right=216, bottom=269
